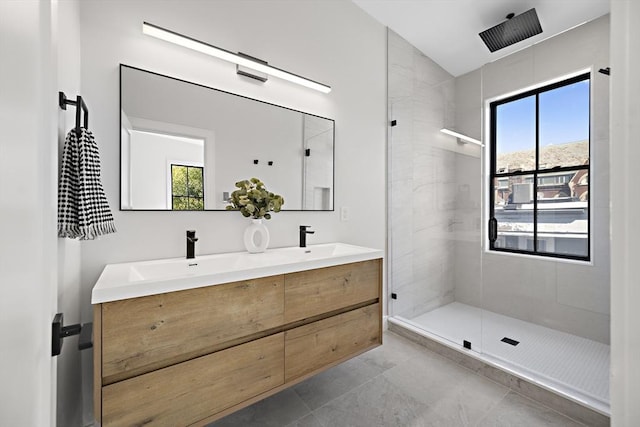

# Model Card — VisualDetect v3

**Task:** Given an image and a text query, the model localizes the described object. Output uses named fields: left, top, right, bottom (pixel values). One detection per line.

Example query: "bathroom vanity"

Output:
left=92, top=243, right=383, bottom=426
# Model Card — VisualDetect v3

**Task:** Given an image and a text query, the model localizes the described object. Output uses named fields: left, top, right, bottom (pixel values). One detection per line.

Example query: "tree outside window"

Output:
left=171, top=164, right=204, bottom=210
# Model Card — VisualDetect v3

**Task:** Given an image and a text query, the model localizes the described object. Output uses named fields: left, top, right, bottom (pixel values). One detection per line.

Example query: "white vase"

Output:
left=243, top=219, right=270, bottom=253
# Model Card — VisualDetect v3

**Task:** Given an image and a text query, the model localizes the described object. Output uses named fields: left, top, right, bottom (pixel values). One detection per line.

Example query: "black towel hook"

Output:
left=59, top=91, right=88, bottom=135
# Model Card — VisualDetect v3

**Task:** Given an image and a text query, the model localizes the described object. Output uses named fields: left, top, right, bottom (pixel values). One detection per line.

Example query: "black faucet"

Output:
left=186, top=230, right=198, bottom=259
left=299, top=225, right=315, bottom=248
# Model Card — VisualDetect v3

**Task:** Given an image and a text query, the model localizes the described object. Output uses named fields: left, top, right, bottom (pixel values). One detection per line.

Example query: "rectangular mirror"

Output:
left=120, top=64, right=334, bottom=211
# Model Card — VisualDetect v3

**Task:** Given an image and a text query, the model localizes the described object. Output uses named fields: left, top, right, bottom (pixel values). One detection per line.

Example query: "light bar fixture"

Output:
left=440, top=128, right=484, bottom=147
left=142, top=22, right=331, bottom=94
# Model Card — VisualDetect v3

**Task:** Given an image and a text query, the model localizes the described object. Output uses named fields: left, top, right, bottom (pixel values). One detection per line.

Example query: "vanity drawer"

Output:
left=100, top=275, right=284, bottom=383
left=101, top=333, right=284, bottom=427
left=284, top=303, right=381, bottom=382
left=284, top=259, right=381, bottom=323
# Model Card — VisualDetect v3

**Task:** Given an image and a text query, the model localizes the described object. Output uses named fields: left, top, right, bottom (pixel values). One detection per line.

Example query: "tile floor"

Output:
left=209, top=331, right=589, bottom=426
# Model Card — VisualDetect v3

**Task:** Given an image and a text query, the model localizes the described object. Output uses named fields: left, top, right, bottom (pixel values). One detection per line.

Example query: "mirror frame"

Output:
left=119, top=64, right=335, bottom=212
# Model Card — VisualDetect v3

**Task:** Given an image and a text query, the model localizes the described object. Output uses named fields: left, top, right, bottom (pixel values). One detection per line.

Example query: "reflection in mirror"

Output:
left=120, top=64, right=334, bottom=211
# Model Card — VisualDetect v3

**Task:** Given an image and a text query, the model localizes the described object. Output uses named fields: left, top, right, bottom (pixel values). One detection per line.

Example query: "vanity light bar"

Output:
left=440, top=128, right=484, bottom=147
left=142, top=22, right=332, bottom=94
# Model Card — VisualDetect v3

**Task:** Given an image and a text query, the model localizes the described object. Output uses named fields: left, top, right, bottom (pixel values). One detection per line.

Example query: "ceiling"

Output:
left=352, top=0, right=610, bottom=77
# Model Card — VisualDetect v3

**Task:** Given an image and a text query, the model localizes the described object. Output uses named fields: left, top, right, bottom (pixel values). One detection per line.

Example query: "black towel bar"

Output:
left=59, top=91, right=88, bottom=135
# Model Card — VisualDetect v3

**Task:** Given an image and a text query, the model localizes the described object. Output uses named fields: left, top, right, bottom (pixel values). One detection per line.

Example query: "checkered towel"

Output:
left=58, top=127, right=116, bottom=240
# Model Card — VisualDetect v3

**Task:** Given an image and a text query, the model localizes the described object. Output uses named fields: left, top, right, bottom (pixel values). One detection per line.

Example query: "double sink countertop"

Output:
left=92, top=242, right=383, bottom=304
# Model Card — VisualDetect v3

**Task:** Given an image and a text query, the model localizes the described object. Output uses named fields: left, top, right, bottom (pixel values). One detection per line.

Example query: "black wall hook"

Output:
left=59, top=91, right=89, bottom=135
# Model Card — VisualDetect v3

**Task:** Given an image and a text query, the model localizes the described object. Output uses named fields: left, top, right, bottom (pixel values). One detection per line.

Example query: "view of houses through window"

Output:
left=489, top=73, right=590, bottom=260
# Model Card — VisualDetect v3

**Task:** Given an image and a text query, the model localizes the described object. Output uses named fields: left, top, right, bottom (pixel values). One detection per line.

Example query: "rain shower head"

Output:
left=479, top=8, right=542, bottom=53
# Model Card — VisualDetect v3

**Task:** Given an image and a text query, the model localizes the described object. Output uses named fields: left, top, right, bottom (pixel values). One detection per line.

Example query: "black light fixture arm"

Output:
left=59, top=91, right=89, bottom=135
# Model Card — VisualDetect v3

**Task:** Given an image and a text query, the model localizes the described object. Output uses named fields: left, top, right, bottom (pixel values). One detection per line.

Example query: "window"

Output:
left=171, top=164, right=204, bottom=210
left=489, top=73, right=590, bottom=261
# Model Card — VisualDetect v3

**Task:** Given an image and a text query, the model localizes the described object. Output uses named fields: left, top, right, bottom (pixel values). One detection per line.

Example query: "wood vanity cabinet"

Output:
left=93, top=258, right=382, bottom=426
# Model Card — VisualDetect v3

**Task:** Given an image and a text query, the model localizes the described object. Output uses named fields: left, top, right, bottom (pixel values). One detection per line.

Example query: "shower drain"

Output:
left=501, top=337, right=520, bottom=346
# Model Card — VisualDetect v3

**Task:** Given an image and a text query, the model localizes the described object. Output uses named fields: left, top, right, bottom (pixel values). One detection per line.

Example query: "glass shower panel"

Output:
left=388, top=89, right=481, bottom=349
left=448, top=147, right=484, bottom=353
left=387, top=27, right=485, bottom=354
left=387, top=96, right=419, bottom=322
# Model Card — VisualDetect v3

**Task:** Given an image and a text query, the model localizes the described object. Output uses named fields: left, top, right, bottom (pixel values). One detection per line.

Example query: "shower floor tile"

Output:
left=406, top=302, right=610, bottom=409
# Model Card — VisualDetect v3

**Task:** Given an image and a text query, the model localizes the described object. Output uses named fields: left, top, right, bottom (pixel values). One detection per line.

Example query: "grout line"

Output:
left=298, top=335, right=420, bottom=425
left=289, top=387, right=314, bottom=425
left=472, top=388, right=512, bottom=427
left=307, top=377, right=377, bottom=425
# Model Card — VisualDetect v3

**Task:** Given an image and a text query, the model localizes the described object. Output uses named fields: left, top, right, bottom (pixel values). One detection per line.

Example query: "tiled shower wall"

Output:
left=388, top=29, right=473, bottom=319
left=451, top=70, right=484, bottom=308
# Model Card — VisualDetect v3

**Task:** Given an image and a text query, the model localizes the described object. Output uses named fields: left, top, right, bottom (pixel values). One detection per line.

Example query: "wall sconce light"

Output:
left=440, top=128, right=484, bottom=147
left=142, top=22, right=331, bottom=94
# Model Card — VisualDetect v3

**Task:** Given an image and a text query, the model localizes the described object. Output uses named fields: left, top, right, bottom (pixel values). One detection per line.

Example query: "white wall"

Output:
left=0, top=2, right=59, bottom=426
left=78, top=0, right=386, bottom=420
left=120, top=110, right=133, bottom=209
left=454, top=16, right=611, bottom=344
left=610, top=0, right=640, bottom=424
left=55, top=2, right=85, bottom=426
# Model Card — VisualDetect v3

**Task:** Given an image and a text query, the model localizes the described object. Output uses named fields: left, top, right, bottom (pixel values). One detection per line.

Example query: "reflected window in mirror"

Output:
left=171, top=164, right=204, bottom=211
left=123, top=128, right=205, bottom=210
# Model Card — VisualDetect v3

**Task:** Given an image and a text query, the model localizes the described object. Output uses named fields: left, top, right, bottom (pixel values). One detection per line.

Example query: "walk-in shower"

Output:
left=387, top=19, right=610, bottom=421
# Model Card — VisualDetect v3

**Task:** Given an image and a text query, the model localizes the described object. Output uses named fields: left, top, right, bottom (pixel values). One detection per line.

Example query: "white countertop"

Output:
left=92, top=243, right=383, bottom=304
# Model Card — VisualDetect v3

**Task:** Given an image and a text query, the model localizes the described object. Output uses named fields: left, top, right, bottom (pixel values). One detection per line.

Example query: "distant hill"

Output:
left=497, top=140, right=588, bottom=171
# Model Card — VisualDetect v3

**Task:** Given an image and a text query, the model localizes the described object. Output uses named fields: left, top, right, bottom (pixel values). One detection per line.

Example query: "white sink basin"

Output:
left=272, top=244, right=362, bottom=260
left=92, top=243, right=383, bottom=304
left=129, top=251, right=290, bottom=282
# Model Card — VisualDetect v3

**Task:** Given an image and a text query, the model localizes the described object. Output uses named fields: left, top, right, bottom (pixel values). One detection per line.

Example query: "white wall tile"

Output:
left=482, top=48, right=535, bottom=101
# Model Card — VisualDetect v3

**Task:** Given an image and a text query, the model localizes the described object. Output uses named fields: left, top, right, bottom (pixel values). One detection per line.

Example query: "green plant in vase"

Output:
left=225, top=178, right=284, bottom=219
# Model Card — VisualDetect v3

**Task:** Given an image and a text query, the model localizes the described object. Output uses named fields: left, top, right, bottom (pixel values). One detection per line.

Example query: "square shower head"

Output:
left=479, top=8, right=542, bottom=53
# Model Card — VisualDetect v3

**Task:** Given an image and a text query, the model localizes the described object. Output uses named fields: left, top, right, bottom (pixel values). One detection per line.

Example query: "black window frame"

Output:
left=488, top=72, right=591, bottom=262
left=170, top=164, right=205, bottom=211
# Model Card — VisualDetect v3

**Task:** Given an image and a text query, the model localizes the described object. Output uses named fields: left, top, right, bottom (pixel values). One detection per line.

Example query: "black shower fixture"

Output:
left=479, top=8, right=543, bottom=53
